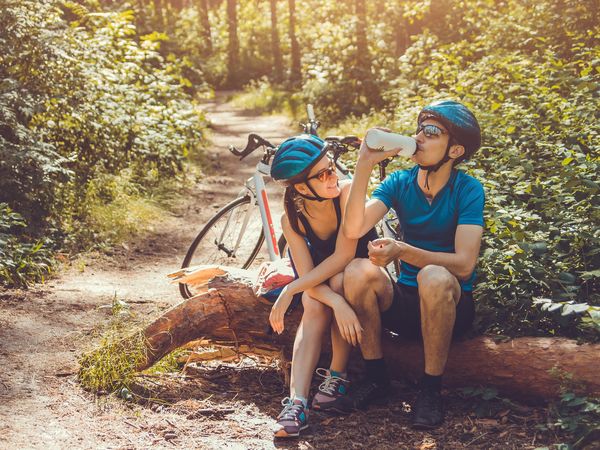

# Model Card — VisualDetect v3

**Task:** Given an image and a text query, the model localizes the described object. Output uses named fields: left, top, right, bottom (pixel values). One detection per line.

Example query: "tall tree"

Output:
left=198, top=0, right=212, bottom=55
left=288, top=0, right=301, bottom=85
left=270, top=0, right=283, bottom=83
left=226, top=0, right=240, bottom=86
left=153, top=0, right=165, bottom=29
left=355, top=0, right=369, bottom=61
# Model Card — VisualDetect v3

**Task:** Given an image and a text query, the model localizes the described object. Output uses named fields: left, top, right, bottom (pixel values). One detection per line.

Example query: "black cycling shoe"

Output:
left=411, top=388, right=444, bottom=429
left=337, top=380, right=392, bottom=413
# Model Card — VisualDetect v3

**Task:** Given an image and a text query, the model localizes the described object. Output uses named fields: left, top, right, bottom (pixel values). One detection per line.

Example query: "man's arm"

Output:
left=369, top=224, right=483, bottom=281
left=343, top=135, right=400, bottom=239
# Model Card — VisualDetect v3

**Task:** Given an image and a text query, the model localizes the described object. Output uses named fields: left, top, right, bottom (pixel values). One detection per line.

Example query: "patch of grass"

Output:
left=230, top=78, right=302, bottom=118
left=78, top=297, right=148, bottom=393
left=78, top=296, right=190, bottom=394
left=78, top=328, right=147, bottom=393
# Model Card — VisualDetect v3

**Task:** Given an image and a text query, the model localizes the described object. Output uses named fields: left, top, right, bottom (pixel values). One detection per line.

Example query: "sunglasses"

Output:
left=416, top=123, right=448, bottom=138
left=306, top=162, right=337, bottom=183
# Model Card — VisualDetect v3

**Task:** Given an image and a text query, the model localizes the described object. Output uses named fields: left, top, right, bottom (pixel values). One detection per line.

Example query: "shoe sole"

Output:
left=273, top=424, right=309, bottom=438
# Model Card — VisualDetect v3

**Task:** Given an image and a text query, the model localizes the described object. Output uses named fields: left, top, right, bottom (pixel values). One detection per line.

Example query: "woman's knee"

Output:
left=302, top=293, right=332, bottom=322
left=329, top=272, right=344, bottom=295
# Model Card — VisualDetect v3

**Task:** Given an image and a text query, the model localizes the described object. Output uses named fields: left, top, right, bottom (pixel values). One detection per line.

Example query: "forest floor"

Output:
left=0, top=94, right=578, bottom=449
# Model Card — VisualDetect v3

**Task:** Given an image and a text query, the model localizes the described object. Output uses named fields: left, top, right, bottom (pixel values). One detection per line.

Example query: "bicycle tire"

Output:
left=179, top=195, right=265, bottom=299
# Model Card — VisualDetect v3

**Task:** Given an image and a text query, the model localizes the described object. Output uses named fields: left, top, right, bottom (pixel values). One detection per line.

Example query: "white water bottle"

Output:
left=365, top=128, right=417, bottom=157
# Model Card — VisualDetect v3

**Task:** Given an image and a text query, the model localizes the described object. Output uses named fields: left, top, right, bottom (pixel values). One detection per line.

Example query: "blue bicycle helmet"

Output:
left=416, top=100, right=481, bottom=190
left=271, top=134, right=327, bottom=181
left=418, top=100, right=481, bottom=163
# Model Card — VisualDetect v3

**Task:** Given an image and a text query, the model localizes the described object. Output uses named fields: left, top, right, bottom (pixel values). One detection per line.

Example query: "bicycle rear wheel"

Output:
left=180, top=195, right=265, bottom=299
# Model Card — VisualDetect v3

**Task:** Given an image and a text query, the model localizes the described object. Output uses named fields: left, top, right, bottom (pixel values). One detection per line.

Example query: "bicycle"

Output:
left=179, top=105, right=399, bottom=299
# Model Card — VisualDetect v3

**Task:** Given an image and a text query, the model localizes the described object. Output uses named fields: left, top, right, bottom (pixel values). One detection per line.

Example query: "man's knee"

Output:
left=343, top=258, right=385, bottom=307
left=417, top=265, right=459, bottom=307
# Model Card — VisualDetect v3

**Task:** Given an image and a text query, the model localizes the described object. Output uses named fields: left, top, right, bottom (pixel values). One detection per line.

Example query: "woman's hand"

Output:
left=269, top=285, right=294, bottom=334
left=332, top=299, right=363, bottom=347
left=368, top=238, right=403, bottom=267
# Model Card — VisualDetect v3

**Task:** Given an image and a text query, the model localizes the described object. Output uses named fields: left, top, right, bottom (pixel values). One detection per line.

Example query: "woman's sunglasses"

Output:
left=416, top=123, right=448, bottom=138
left=306, top=162, right=337, bottom=183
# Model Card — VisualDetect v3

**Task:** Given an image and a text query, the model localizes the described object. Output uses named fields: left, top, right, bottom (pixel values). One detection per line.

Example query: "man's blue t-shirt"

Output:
left=372, top=165, right=485, bottom=291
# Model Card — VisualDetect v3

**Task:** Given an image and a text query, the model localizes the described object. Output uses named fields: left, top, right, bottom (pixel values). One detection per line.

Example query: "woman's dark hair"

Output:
left=280, top=154, right=328, bottom=236
left=284, top=186, right=305, bottom=236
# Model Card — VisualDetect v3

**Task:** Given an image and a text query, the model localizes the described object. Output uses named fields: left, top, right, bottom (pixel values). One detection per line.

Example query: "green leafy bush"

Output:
left=0, top=204, right=53, bottom=287
left=0, top=0, right=207, bottom=285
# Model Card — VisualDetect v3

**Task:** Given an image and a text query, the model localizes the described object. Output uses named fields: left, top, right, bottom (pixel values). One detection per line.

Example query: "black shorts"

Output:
left=380, top=280, right=475, bottom=340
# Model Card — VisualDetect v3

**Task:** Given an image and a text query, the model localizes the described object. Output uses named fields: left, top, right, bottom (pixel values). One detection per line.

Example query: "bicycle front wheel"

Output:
left=180, top=195, right=265, bottom=298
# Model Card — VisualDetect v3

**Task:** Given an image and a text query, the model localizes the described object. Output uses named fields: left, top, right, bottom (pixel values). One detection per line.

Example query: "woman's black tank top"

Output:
left=297, top=196, right=378, bottom=266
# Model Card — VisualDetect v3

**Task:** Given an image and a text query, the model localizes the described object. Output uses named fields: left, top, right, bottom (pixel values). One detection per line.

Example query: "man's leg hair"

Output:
left=416, top=264, right=461, bottom=376
left=343, top=258, right=393, bottom=359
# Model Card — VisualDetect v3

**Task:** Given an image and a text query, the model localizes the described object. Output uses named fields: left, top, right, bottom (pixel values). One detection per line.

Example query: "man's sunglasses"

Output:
left=306, top=162, right=337, bottom=183
left=416, top=123, right=448, bottom=138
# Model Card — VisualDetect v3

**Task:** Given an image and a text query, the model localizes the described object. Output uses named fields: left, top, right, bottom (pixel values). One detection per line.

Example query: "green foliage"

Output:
left=330, top=0, right=599, bottom=339
left=230, top=78, right=303, bottom=117
left=458, top=386, right=517, bottom=418
left=539, top=392, right=600, bottom=448
left=0, top=203, right=54, bottom=287
left=0, top=0, right=207, bottom=285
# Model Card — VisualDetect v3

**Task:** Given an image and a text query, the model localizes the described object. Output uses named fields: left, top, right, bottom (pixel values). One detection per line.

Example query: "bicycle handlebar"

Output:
left=229, top=133, right=276, bottom=160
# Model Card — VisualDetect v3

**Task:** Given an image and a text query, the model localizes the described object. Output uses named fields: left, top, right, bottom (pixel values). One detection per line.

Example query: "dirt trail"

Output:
left=0, top=94, right=293, bottom=450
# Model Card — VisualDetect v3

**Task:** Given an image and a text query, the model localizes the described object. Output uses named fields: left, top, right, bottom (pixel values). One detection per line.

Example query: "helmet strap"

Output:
left=418, top=141, right=452, bottom=191
left=292, top=181, right=328, bottom=202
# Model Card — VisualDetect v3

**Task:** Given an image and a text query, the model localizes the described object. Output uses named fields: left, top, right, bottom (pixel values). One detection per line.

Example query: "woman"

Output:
left=268, top=134, right=378, bottom=438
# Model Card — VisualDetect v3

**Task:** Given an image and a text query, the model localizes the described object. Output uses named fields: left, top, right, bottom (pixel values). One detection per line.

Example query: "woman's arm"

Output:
left=284, top=182, right=358, bottom=298
left=269, top=207, right=363, bottom=344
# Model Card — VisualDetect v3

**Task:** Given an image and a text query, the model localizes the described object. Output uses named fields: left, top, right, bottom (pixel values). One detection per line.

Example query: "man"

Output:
left=341, top=100, right=485, bottom=429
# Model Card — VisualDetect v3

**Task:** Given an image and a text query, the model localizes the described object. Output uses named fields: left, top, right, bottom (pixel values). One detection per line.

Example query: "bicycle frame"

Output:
left=230, top=160, right=280, bottom=262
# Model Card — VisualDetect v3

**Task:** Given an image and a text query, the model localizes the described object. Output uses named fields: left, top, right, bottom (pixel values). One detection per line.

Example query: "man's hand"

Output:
left=358, top=127, right=404, bottom=167
left=269, top=285, right=294, bottom=334
left=331, top=299, right=363, bottom=346
left=368, top=238, right=403, bottom=267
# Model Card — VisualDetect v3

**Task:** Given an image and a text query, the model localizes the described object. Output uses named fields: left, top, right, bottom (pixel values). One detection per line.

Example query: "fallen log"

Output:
left=96, top=266, right=600, bottom=402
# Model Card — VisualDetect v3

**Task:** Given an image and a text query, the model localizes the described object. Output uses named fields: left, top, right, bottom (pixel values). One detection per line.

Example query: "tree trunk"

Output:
left=226, top=0, right=240, bottom=87
left=288, top=0, right=301, bottom=85
left=269, top=0, right=283, bottom=83
left=198, top=0, right=212, bottom=54
left=355, top=0, right=369, bottom=61
left=153, top=0, right=165, bottom=29
left=120, top=265, right=600, bottom=404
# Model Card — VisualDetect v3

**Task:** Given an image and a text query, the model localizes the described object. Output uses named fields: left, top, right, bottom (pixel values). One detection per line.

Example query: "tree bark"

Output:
left=269, top=0, right=283, bottom=83
left=198, top=0, right=212, bottom=55
left=153, top=0, right=165, bottom=29
left=287, top=0, right=301, bottom=85
left=355, top=0, right=369, bottom=62
left=226, top=0, right=240, bottom=87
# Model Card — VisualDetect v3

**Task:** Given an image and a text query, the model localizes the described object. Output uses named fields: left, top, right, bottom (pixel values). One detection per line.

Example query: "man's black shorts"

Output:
left=380, top=280, right=475, bottom=340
